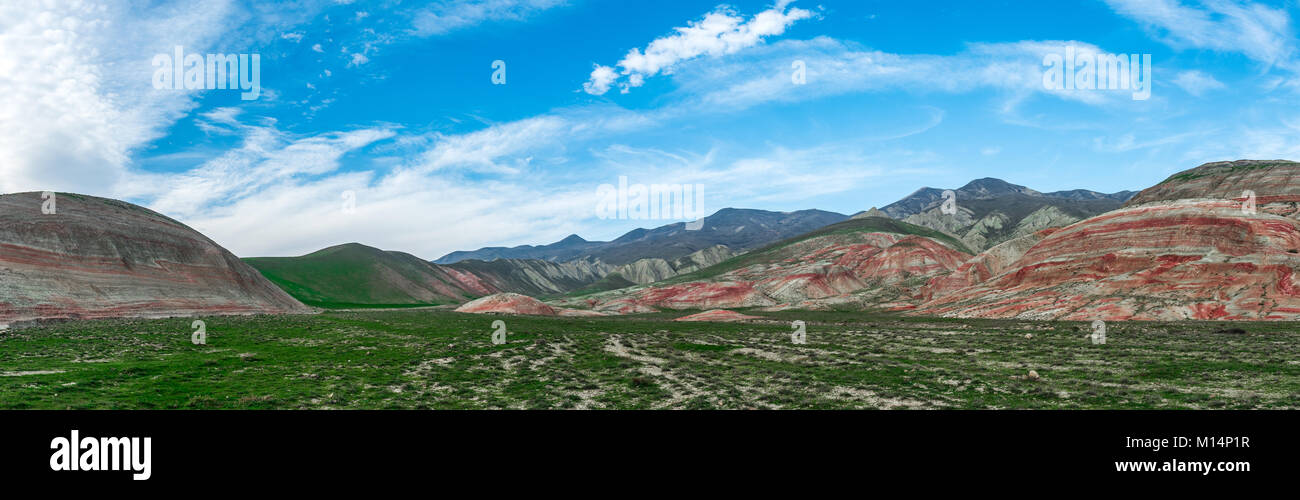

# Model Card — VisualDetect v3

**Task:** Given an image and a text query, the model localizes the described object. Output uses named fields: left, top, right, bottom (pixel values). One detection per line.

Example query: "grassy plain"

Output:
left=1, top=309, right=1296, bottom=409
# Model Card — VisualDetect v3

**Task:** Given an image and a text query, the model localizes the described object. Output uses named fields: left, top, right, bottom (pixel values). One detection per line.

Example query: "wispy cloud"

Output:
left=1173, top=70, right=1227, bottom=96
left=1103, top=0, right=1295, bottom=69
left=411, top=0, right=567, bottom=36
left=665, top=37, right=1144, bottom=113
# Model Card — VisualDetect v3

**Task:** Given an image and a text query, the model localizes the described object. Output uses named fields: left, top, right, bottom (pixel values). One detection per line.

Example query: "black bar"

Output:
left=1, top=410, right=1289, bottom=486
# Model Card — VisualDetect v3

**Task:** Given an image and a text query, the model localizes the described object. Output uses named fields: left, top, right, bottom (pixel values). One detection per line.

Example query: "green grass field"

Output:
left=1, top=309, right=1297, bottom=409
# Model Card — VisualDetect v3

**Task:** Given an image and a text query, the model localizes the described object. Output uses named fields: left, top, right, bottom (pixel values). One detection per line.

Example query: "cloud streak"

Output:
left=1103, top=0, right=1295, bottom=69
left=412, top=0, right=567, bottom=36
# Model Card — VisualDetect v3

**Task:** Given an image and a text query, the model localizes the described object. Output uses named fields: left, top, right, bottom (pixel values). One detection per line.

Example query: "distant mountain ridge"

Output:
left=434, top=208, right=848, bottom=265
left=860, top=178, right=1136, bottom=252
left=434, top=234, right=603, bottom=264
left=872, top=178, right=1135, bottom=220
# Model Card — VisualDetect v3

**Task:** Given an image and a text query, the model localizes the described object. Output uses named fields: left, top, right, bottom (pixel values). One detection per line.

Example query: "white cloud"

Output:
left=1173, top=70, right=1227, bottom=96
left=0, top=0, right=241, bottom=194
left=125, top=111, right=620, bottom=257
left=1103, top=0, right=1295, bottom=69
left=411, top=0, right=566, bottom=36
left=281, top=32, right=304, bottom=42
left=584, top=1, right=814, bottom=95
left=312, top=43, right=324, bottom=52
left=583, top=64, right=618, bottom=95
left=349, top=52, right=370, bottom=66
left=139, top=128, right=397, bottom=220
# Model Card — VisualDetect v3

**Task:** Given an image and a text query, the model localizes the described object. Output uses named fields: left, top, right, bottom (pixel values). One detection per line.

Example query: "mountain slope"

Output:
left=1125, top=159, right=1300, bottom=206
left=914, top=160, right=1300, bottom=320
left=249, top=243, right=743, bottom=307
left=245, top=243, right=492, bottom=308
left=554, top=217, right=972, bottom=313
left=0, top=192, right=309, bottom=326
left=441, top=258, right=612, bottom=298
left=434, top=208, right=847, bottom=265
left=433, top=234, right=602, bottom=265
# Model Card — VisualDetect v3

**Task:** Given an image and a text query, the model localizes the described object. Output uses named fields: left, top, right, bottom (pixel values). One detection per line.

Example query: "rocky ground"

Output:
left=2, top=309, right=1296, bottom=409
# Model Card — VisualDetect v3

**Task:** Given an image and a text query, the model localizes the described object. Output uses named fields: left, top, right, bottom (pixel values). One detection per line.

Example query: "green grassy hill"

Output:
left=567, top=273, right=638, bottom=297
left=244, top=243, right=477, bottom=308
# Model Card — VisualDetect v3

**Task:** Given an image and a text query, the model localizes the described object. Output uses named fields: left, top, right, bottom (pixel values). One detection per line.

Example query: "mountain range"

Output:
left=433, top=208, right=848, bottom=265
left=9, top=162, right=1300, bottom=323
left=872, top=178, right=1135, bottom=219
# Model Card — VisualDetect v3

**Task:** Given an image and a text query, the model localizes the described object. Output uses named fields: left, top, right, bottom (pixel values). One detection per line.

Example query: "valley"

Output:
left=1, top=309, right=1296, bottom=409
left=4, top=161, right=1300, bottom=411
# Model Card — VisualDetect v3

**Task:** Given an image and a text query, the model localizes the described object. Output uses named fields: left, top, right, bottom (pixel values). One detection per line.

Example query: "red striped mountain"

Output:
left=0, top=192, right=310, bottom=326
left=554, top=217, right=973, bottom=313
left=914, top=160, right=1300, bottom=320
left=1125, top=160, right=1300, bottom=206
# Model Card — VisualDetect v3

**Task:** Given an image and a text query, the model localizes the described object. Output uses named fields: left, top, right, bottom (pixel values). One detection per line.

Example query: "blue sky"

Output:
left=3, top=0, right=1300, bottom=259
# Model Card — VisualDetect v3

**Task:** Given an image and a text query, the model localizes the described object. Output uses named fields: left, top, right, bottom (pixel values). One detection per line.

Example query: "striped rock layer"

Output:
left=579, top=231, right=970, bottom=313
left=0, top=192, right=310, bottom=326
left=1126, top=160, right=1300, bottom=206
left=922, top=228, right=1058, bottom=302
left=913, top=200, right=1300, bottom=320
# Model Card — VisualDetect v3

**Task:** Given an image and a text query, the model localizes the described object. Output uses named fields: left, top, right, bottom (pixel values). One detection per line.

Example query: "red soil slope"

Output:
left=579, top=231, right=970, bottom=312
left=914, top=200, right=1300, bottom=320
left=454, top=293, right=558, bottom=315
left=1125, top=159, right=1300, bottom=206
left=0, top=192, right=310, bottom=326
